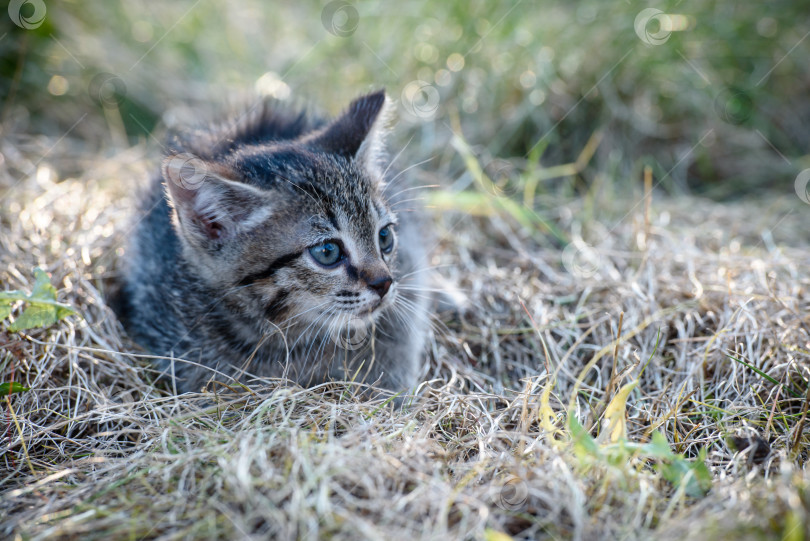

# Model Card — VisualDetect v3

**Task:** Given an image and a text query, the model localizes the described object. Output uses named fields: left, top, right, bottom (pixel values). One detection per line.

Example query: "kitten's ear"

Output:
left=162, top=153, right=272, bottom=244
left=308, top=89, right=393, bottom=178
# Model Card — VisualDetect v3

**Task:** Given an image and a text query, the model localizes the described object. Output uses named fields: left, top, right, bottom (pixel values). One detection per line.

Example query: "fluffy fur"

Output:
left=115, top=91, right=430, bottom=394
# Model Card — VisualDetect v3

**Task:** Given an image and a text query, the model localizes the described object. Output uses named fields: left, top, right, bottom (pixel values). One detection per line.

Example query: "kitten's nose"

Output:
left=367, top=275, right=393, bottom=298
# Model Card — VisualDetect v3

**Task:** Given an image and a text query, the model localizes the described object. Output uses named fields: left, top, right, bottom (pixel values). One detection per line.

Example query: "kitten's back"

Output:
left=170, top=101, right=325, bottom=159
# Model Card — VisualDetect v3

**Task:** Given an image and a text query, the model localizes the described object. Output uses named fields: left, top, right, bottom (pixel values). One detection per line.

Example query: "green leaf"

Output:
left=1, top=267, right=77, bottom=332
left=691, top=448, right=712, bottom=493
left=647, top=433, right=711, bottom=497
left=55, top=303, right=76, bottom=321
left=0, top=382, right=31, bottom=395
left=31, top=267, right=57, bottom=300
left=9, top=303, right=58, bottom=332
left=657, top=455, right=711, bottom=498
left=568, top=414, right=600, bottom=457
left=643, top=431, right=677, bottom=460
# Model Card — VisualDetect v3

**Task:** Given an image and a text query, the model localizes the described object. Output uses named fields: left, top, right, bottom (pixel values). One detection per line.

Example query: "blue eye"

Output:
left=309, top=241, right=343, bottom=266
left=379, top=226, right=394, bottom=254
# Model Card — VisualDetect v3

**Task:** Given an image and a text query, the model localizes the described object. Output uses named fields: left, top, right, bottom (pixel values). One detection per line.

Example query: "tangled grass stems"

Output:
left=1, top=140, right=810, bottom=539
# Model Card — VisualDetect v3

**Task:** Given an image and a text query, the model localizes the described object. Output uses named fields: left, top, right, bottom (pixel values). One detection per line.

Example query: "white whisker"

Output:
left=386, top=183, right=440, bottom=201
left=385, top=155, right=436, bottom=188
left=397, top=264, right=455, bottom=280
left=390, top=196, right=426, bottom=207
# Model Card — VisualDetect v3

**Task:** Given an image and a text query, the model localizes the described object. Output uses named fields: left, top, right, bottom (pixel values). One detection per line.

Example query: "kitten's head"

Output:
left=162, top=91, right=403, bottom=329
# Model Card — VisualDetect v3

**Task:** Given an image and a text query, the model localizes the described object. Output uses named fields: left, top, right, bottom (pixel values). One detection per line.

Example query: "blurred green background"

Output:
left=2, top=0, right=809, bottom=200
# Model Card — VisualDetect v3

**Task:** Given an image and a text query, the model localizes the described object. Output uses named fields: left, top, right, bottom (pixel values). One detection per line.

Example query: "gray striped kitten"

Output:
left=116, top=91, right=430, bottom=395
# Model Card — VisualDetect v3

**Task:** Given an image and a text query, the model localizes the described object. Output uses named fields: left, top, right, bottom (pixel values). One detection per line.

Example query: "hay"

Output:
left=2, top=139, right=809, bottom=540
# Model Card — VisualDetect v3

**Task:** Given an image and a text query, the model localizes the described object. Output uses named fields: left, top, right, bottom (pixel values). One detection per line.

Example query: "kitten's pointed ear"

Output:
left=163, top=153, right=272, bottom=244
left=308, top=89, right=393, bottom=178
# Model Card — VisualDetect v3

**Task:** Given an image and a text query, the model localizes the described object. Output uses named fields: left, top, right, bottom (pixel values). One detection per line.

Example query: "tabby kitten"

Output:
left=116, top=90, right=430, bottom=395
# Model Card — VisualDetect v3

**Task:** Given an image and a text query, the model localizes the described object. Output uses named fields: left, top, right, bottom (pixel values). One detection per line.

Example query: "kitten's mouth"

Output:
left=336, top=289, right=395, bottom=318
left=350, top=299, right=384, bottom=317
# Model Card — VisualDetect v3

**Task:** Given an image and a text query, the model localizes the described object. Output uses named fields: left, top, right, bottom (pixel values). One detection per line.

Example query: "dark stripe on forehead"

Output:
left=326, top=208, right=339, bottom=230
left=239, top=252, right=301, bottom=286
left=300, top=180, right=340, bottom=230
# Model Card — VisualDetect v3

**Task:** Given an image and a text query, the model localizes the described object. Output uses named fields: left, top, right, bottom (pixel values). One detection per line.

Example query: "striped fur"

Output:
left=116, top=91, right=430, bottom=395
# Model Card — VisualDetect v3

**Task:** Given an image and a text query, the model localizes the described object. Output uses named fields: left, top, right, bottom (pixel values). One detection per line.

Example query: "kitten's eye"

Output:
left=309, top=241, right=343, bottom=267
left=379, top=226, right=395, bottom=254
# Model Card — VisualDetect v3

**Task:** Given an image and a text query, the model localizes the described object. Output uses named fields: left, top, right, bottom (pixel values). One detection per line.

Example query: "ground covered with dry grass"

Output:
left=2, top=137, right=810, bottom=540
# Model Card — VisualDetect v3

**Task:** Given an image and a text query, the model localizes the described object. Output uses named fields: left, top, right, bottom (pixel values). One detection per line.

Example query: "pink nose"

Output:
left=367, top=275, right=392, bottom=298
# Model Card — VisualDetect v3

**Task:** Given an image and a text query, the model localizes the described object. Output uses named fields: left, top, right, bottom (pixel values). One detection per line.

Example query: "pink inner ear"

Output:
left=199, top=214, right=225, bottom=240
left=164, top=153, right=273, bottom=243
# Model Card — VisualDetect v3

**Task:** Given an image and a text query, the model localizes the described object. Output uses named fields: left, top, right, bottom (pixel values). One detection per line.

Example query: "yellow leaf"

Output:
left=601, top=381, right=637, bottom=443
left=484, top=529, right=514, bottom=541
left=539, top=380, right=558, bottom=438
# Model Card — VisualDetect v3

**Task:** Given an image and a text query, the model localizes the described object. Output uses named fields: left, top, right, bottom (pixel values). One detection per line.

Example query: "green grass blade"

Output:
left=726, top=352, right=802, bottom=398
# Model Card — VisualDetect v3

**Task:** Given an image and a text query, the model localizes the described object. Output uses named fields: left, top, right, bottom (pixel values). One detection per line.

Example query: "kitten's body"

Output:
left=116, top=91, right=429, bottom=394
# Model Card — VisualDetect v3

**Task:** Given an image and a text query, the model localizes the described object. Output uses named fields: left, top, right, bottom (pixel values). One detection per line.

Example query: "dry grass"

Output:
left=2, top=137, right=810, bottom=540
